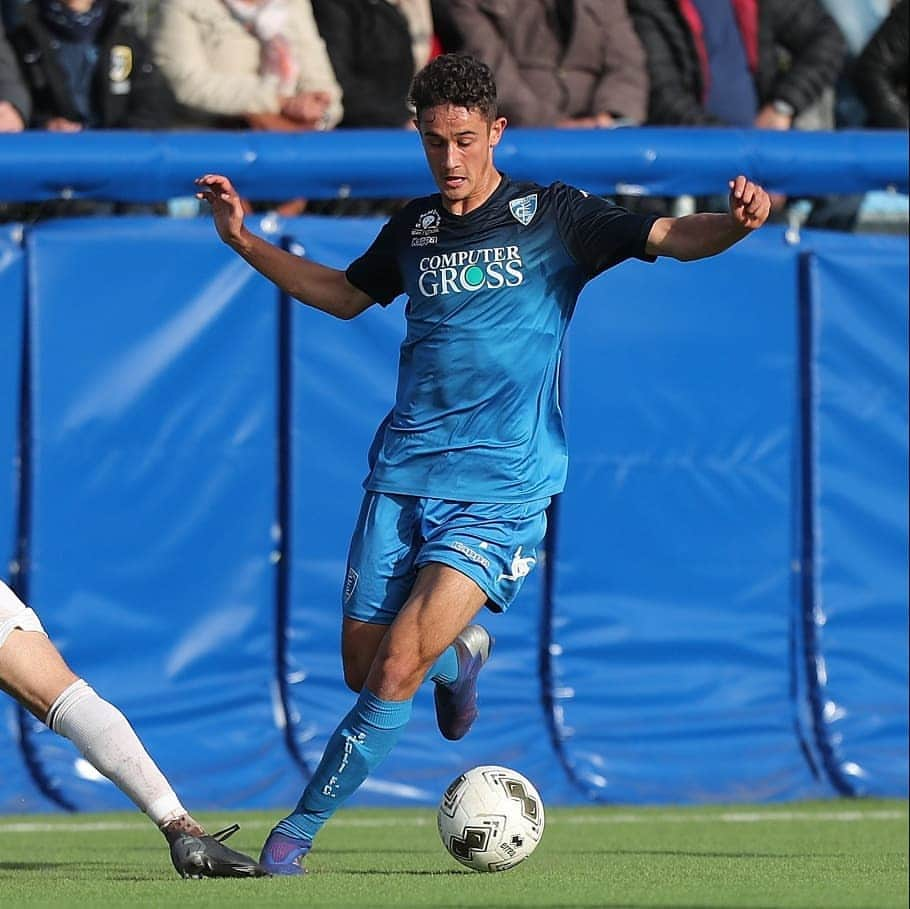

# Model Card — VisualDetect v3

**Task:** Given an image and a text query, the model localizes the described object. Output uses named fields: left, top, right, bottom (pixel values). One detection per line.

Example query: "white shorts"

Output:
left=0, top=580, right=46, bottom=650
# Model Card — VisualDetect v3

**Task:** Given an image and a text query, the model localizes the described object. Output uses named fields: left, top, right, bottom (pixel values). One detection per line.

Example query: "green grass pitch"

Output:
left=0, top=799, right=906, bottom=907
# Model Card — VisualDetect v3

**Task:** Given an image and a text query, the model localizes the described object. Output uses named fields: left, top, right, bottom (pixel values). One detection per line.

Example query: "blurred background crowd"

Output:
left=0, top=0, right=907, bottom=227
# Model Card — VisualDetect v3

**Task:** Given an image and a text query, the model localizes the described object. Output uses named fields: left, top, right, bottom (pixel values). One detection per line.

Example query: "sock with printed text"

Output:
left=274, top=688, right=413, bottom=842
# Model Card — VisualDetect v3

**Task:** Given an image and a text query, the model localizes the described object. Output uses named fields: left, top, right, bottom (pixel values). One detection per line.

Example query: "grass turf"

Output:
left=0, top=799, right=906, bottom=908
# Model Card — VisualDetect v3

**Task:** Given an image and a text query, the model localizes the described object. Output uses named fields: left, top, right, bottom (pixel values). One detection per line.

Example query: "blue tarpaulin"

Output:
left=0, top=215, right=906, bottom=812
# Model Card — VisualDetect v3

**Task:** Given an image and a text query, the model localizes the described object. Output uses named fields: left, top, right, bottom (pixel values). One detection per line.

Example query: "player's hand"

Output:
left=195, top=174, right=246, bottom=247
left=727, top=175, right=770, bottom=231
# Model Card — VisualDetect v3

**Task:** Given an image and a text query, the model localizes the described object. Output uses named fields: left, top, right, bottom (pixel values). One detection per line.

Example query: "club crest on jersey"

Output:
left=411, top=209, right=441, bottom=246
left=509, top=194, right=538, bottom=226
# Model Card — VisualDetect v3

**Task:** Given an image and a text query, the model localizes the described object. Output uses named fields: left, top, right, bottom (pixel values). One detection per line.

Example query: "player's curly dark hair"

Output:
left=409, top=54, right=498, bottom=121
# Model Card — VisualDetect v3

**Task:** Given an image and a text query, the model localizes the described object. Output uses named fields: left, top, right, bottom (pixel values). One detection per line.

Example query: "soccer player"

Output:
left=0, top=579, right=266, bottom=878
left=195, top=53, right=771, bottom=875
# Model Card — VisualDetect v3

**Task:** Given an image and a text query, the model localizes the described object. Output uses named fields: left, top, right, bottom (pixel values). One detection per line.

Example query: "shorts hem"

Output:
left=341, top=609, right=396, bottom=626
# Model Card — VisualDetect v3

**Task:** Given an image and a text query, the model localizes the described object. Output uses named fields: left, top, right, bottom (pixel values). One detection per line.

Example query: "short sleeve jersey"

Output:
left=346, top=174, right=656, bottom=503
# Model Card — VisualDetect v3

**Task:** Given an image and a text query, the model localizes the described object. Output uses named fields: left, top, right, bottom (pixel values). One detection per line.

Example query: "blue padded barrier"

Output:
left=551, top=228, right=831, bottom=802
left=282, top=218, right=410, bottom=798
left=20, top=218, right=303, bottom=811
left=801, top=233, right=909, bottom=797
left=0, top=226, right=56, bottom=814
left=0, top=129, right=905, bottom=202
left=0, top=225, right=23, bottom=582
left=0, top=215, right=905, bottom=812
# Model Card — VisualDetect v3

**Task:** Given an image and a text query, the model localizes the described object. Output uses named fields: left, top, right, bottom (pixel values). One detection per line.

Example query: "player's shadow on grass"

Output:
left=0, top=862, right=82, bottom=871
left=325, top=848, right=438, bottom=855
left=599, top=849, right=845, bottom=859
left=326, top=868, right=467, bottom=875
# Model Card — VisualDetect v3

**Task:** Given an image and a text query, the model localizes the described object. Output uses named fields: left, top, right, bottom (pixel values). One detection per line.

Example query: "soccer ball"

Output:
left=437, top=765, right=545, bottom=872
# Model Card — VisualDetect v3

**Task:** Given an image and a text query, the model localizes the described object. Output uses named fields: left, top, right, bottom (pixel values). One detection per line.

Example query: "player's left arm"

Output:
left=645, top=176, right=771, bottom=261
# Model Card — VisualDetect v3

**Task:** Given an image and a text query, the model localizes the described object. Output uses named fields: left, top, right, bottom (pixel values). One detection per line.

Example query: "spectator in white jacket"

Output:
left=152, top=0, right=343, bottom=130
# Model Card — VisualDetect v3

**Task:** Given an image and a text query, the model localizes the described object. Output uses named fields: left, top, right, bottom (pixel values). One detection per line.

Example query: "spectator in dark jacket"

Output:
left=9, top=0, right=174, bottom=129
left=853, top=0, right=907, bottom=129
left=0, top=25, right=29, bottom=129
left=444, top=0, right=649, bottom=127
left=312, top=0, right=432, bottom=128
left=628, top=0, right=846, bottom=129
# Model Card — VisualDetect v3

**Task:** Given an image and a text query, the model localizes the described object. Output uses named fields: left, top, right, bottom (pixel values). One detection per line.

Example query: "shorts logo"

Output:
left=452, top=540, right=490, bottom=570
left=498, top=546, right=536, bottom=582
left=509, top=194, right=538, bottom=226
left=343, top=566, right=359, bottom=603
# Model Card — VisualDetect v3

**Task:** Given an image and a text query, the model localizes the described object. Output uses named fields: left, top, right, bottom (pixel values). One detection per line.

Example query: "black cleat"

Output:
left=170, top=823, right=270, bottom=879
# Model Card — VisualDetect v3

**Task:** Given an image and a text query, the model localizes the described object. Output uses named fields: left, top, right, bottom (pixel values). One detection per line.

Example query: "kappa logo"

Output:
left=343, top=566, right=359, bottom=603
left=452, top=540, right=490, bottom=570
left=411, top=209, right=441, bottom=246
left=509, top=194, right=538, bottom=226
left=498, top=546, right=536, bottom=582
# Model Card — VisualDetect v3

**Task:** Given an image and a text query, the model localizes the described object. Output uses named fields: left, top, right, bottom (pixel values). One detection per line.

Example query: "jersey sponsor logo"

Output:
left=498, top=546, right=536, bottom=582
left=451, top=540, right=491, bottom=570
left=509, top=194, right=538, bottom=226
left=417, top=245, right=524, bottom=297
left=411, top=209, right=441, bottom=246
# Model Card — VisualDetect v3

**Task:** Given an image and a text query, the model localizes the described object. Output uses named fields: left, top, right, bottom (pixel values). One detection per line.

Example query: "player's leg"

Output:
left=342, top=614, right=464, bottom=693
left=260, top=562, right=487, bottom=875
left=0, top=582, right=266, bottom=878
left=336, top=491, right=482, bottom=702
left=340, top=616, right=388, bottom=692
left=417, top=497, right=549, bottom=740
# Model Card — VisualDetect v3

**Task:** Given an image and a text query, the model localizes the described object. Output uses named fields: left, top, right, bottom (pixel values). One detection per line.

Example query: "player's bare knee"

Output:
left=368, top=650, right=427, bottom=699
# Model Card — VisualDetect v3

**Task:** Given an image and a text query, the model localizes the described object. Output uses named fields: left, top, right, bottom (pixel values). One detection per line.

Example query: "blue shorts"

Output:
left=342, top=492, right=550, bottom=625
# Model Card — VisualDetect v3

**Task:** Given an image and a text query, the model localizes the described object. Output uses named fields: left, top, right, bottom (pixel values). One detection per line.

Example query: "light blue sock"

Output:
left=274, top=688, right=413, bottom=842
left=427, top=645, right=459, bottom=686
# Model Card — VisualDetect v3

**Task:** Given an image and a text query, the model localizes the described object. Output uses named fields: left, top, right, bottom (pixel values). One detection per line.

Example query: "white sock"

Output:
left=46, top=679, right=186, bottom=827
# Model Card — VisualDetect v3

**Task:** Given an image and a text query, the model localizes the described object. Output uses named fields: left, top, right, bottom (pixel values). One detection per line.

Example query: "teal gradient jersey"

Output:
left=345, top=175, right=657, bottom=503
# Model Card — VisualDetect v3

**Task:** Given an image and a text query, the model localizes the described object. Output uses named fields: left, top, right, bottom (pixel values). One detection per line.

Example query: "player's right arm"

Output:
left=195, top=174, right=374, bottom=320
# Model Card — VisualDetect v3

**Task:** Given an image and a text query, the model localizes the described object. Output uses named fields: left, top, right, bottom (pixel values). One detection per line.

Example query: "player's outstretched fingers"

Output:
left=729, top=174, right=748, bottom=200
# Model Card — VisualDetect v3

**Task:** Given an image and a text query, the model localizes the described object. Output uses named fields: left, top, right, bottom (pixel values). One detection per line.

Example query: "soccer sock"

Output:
left=274, top=688, right=413, bottom=843
left=46, top=679, right=186, bottom=827
left=427, top=645, right=459, bottom=686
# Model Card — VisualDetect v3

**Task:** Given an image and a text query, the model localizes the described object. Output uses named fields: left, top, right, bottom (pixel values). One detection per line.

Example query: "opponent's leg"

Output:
left=260, top=563, right=487, bottom=875
left=0, top=624, right=265, bottom=878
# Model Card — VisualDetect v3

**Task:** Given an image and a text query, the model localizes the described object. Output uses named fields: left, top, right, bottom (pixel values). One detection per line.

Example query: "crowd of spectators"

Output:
left=0, top=0, right=907, bottom=226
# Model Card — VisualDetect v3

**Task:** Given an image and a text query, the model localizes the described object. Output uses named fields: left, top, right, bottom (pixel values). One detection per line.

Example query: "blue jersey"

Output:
left=345, top=175, right=656, bottom=503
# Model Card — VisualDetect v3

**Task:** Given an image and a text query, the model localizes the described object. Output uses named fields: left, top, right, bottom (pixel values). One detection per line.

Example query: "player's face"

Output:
left=417, top=104, right=507, bottom=214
